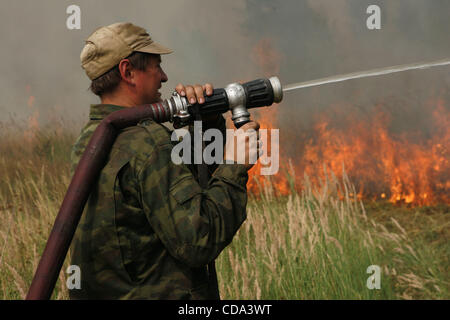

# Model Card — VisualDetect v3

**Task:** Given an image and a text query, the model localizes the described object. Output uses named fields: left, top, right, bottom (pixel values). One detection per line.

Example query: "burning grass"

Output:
left=0, top=123, right=448, bottom=299
left=248, top=97, right=450, bottom=207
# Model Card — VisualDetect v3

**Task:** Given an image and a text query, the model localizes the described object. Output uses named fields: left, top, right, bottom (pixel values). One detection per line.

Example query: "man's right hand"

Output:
left=224, top=121, right=261, bottom=170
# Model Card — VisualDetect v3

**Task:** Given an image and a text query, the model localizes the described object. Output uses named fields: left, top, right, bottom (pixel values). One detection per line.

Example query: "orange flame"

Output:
left=248, top=98, right=449, bottom=206
left=24, top=86, right=40, bottom=142
left=247, top=38, right=448, bottom=206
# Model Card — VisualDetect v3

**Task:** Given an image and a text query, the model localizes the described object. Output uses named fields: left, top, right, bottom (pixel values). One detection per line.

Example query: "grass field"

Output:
left=0, top=123, right=448, bottom=299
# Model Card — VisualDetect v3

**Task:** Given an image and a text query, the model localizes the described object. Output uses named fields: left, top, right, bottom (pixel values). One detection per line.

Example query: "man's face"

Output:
left=134, top=54, right=168, bottom=104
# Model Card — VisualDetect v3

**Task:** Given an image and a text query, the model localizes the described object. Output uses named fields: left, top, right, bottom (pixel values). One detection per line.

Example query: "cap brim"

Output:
left=136, top=41, right=173, bottom=55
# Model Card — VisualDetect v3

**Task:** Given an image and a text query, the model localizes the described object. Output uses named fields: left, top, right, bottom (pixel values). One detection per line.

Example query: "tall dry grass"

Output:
left=0, top=123, right=76, bottom=299
left=216, top=162, right=449, bottom=299
left=0, top=124, right=447, bottom=299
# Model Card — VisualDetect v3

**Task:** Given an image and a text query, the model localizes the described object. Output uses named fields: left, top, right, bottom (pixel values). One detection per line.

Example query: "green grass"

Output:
left=0, top=124, right=448, bottom=299
left=216, top=174, right=449, bottom=299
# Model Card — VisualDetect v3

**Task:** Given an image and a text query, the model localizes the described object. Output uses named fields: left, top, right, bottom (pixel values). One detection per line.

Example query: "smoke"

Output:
left=241, top=0, right=450, bottom=141
left=307, top=0, right=354, bottom=51
left=0, top=0, right=449, bottom=139
left=0, top=0, right=256, bottom=124
left=251, top=38, right=282, bottom=77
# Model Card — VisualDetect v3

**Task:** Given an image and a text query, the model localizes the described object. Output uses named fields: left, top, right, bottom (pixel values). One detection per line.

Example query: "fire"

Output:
left=247, top=105, right=290, bottom=197
left=302, top=101, right=449, bottom=205
left=247, top=38, right=291, bottom=196
left=24, top=85, right=40, bottom=142
left=27, top=95, right=35, bottom=108
left=247, top=37, right=449, bottom=206
left=247, top=98, right=449, bottom=206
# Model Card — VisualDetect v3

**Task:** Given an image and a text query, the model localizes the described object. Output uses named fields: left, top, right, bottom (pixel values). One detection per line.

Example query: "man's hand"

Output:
left=224, top=121, right=261, bottom=171
left=175, top=83, right=213, bottom=105
left=175, top=82, right=221, bottom=124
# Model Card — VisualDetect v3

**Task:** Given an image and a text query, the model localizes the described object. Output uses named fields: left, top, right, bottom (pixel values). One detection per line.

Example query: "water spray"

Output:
left=283, top=58, right=450, bottom=93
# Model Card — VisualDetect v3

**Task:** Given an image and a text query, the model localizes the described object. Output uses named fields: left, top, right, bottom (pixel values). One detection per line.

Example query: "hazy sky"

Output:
left=1, top=0, right=449, bottom=132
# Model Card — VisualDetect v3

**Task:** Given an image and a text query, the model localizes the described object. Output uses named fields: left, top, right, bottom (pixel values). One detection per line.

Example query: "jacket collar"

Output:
left=89, top=104, right=126, bottom=120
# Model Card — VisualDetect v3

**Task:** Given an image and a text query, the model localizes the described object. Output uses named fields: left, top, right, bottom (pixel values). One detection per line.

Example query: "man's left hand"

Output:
left=175, top=83, right=222, bottom=124
left=175, top=83, right=214, bottom=105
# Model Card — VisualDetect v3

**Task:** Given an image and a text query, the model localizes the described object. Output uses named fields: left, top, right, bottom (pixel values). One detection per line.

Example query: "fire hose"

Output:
left=26, top=77, right=283, bottom=299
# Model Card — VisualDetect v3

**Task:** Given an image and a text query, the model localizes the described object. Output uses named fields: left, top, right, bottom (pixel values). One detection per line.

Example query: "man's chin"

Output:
left=154, top=92, right=163, bottom=102
left=144, top=96, right=163, bottom=104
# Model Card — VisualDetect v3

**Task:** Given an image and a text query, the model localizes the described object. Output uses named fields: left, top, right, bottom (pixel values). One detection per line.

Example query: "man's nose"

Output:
left=161, top=70, right=168, bottom=83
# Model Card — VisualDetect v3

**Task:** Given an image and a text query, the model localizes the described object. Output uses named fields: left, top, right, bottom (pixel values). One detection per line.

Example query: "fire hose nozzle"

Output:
left=269, top=76, right=283, bottom=103
left=168, top=76, right=283, bottom=128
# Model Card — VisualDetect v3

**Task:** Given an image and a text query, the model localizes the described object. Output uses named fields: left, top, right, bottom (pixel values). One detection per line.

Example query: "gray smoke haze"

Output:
left=0, top=0, right=449, bottom=139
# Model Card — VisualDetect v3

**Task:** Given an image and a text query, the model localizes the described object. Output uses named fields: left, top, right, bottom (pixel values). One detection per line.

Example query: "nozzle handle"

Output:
left=187, top=88, right=229, bottom=117
left=242, top=78, right=274, bottom=109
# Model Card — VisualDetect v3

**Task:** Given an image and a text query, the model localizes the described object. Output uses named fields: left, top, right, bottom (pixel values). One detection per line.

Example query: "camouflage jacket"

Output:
left=69, top=104, right=248, bottom=300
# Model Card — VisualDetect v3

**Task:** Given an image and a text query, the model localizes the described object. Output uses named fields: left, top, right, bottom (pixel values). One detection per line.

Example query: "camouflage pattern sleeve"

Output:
left=137, top=123, right=248, bottom=268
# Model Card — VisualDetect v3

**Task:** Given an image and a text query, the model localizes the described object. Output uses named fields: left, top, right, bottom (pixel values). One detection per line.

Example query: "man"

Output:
left=69, top=22, right=260, bottom=299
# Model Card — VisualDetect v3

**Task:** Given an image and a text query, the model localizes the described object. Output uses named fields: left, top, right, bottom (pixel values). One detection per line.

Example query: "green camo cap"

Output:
left=81, top=22, right=173, bottom=80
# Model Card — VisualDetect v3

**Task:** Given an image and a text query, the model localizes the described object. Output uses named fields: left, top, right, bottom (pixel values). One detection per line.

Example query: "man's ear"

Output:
left=118, top=59, right=135, bottom=85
